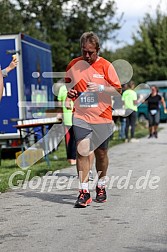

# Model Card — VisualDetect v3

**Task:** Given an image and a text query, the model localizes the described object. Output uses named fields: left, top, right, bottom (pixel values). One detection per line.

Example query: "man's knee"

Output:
left=77, top=138, right=90, bottom=156
left=95, top=148, right=108, bottom=161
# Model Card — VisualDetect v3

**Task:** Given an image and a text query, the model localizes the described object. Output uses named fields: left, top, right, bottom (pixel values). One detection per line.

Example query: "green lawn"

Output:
left=0, top=122, right=148, bottom=193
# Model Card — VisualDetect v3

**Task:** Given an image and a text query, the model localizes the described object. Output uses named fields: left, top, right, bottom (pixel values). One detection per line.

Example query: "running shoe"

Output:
left=154, top=132, right=158, bottom=138
left=96, top=186, right=107, bottom=203
left=74, top=190, right=92, bottom=208
left=148, top=134, right=153, bottom=139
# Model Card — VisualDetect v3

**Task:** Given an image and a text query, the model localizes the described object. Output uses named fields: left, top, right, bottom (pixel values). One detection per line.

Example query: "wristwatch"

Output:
left=98, top=84, right=104, bottom=92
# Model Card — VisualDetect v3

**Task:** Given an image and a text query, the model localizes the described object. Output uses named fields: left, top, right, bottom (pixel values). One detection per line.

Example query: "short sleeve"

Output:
left=106, top=62, right=121, bottom=89
left=57, top=86, right=67, bottom=101
left=2, top=69, right=7, bottom=78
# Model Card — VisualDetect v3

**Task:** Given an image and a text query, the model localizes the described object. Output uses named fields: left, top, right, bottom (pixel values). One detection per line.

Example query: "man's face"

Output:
left=81, top=42, right=99, bottom=65
left=151, top=87, right=157, bottom=94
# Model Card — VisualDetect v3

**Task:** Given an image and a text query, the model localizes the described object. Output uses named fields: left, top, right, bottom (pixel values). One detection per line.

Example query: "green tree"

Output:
left=65, top=0, right=122, bottom=58
left=9, top=0, right=69, bottom=71
left=0, top=0, right=122, bottom=72
left=130, top=7, right=167, bottom=83
left=102, top=5, right=167, bottom=84
left=0, top=0, right=23, bottom=34
left=101, top=45, right=132, bottom=63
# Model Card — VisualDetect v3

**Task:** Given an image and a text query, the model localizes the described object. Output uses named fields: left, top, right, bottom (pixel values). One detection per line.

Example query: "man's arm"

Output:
left=0, top=69, right=4, bottom=100
left=87, top=62, right=122, bottom=95
left=87, top=83, right=122, bottom=95
left=2, top=56, right=18, bottom=78
left=161, top=96, right=166, bottom=111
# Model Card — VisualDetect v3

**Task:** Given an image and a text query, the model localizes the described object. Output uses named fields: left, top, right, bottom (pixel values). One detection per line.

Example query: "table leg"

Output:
left=18, top=128, right=27, bottom=167
left=41, top=125, right=50, bottom=167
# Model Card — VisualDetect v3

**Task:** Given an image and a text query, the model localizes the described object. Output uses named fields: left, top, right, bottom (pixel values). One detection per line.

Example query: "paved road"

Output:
left=0, top=124, right=167, bottom=252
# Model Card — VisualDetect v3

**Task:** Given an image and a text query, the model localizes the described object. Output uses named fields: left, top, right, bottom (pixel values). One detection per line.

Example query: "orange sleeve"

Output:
left=105, top=61, right=121, bottom=89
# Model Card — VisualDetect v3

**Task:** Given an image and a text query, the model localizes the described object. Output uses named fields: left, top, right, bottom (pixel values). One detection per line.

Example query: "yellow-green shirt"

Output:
left=122, top=89, right=137, bottom=112
left=57, top=85, right=73, bottom=126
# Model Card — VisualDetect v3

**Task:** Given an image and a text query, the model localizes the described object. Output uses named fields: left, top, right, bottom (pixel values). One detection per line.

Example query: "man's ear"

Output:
left=97, top=47, right=100, bottom=55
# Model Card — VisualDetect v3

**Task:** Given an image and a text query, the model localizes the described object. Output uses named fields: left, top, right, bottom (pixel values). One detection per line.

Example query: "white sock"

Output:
left=97, top=179, right=105, bottom=188
left=80, top=182, right=89, bottom=191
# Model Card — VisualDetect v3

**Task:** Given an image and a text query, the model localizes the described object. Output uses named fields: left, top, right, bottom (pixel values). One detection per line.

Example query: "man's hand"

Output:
left=87, top=82, right=100, bottom=92
left=164, top=108, right=167, bottom=114
left=67, top=89, right=78, bottom=99
left=6, top=56, right=18, bottom=73
left=57, top=113, right=62, bottom=120
left=65, top=97, right=73, bottom=110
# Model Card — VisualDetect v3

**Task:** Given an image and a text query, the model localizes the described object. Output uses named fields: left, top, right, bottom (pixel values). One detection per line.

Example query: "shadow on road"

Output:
left=17, top=191, right=77, bottom=206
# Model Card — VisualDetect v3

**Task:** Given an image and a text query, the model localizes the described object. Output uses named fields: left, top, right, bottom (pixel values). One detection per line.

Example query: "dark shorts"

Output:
left=148, top=110, right=160, bottom=126
left=73, top=117, right=113, bottom=151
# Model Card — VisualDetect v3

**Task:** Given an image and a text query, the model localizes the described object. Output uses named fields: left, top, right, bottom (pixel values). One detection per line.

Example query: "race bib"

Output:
left=79, top=92, right=98, bottom=107
left=150, top=109, right=157, bottom=115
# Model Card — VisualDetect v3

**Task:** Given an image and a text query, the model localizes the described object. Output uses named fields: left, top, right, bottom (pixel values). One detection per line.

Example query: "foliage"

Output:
left=1, top=1, right=167, bottom=84
left=0, top=0, right=122, bottom=72
left=101, top=4, right=167, bottom=85
left=64, top=0, right=122, bottom=58
left=130, top=8, right=167, bottom=82
left=107, top=5, right=167, bottom=84
left=0, top=0, right=23, bottom=33
left=101, top=45, right=132, bottom=64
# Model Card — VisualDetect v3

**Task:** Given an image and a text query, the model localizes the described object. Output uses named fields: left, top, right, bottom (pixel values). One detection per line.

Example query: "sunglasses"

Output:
left=81, top=49, right=97, bottom=56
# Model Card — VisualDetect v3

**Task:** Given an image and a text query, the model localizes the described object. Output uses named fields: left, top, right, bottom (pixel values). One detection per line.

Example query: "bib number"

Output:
left=150, top=109, right=157, bottom=115
left=79, top=92, right=98, bottom=107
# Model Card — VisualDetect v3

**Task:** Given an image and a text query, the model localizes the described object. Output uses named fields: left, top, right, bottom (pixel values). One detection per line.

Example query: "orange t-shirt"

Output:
left=66, top=56, right=121, bottom=124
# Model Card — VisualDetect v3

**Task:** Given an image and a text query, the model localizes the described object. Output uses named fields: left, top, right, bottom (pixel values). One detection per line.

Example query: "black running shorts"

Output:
left=73, top=117, right=113, bottom=151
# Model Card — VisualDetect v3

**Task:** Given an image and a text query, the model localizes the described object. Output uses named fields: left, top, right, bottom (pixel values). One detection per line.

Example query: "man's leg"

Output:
left=66, top=126, right=76, bottom=165
left=130, top=111, right=136, bottom=139
left=153, top=111, right=160, bottom=138
left=77, top=138, right=91, bottom=183
left=88, top=151, right=95, bottom=180
left=94, top=147, right=108, bottom=203
left=125, top=116, right=130, bottom=140
left=88, top=122, right=112, bottom=202
left=119, top=117, right=126, bottom=139
left=73, top=120, right=93, bottom=207
left=94, top=148, right=108, bottom=179
left=74, top=139, right=92, bottom=208
left=148, top=112, right=154, bottom=138
left=73, top=119, right=92, bottom=183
